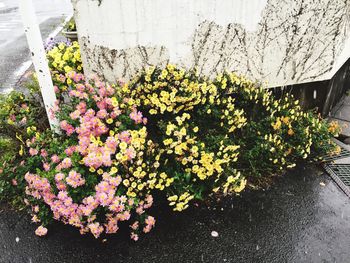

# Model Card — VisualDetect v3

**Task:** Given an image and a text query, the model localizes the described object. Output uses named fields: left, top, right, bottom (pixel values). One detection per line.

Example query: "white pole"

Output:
left=18, top=0, right=59, bottom=132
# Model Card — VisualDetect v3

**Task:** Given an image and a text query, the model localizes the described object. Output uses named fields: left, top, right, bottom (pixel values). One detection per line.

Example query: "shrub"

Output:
left=0, top=41, right=340, bottom=240
left=15, top=64, right=338, bottom=240
left=0, top=86, right=49, bottom=207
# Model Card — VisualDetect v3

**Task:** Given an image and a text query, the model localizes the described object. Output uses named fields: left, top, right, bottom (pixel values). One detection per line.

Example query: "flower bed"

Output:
left=0, top=41, right=340, bottom=240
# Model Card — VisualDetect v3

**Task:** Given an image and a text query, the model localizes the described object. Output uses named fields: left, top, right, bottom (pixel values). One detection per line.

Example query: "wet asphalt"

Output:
left=0, top=0, right=72, bottom=92
left=0, top=165, right=349, bottom=263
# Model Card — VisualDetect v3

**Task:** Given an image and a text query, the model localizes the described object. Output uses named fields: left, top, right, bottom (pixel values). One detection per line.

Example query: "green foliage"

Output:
left=0, top=81, right=49, bottom=207
left=0, top=41, right=340, bottom=239
left=64, top=18, right=76, bottom=32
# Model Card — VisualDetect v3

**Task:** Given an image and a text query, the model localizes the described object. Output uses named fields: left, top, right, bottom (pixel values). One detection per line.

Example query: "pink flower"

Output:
left=69, top=110, right=81, bottom=120
left=60, top=157, right=72, bottom=169
left=43, top=162, right=50, bottom=171
left=130, top=232, right=139, bottom=241
left=105, top=218, right=119, bottom=234
left=96, top=191, right=114, bottom=207
left=64, top=146, right=76, bottom=156
left=105, top=136, right=118, bottom=152
left=57, top=191, right=68, bottom=200
left=108, top=176, right=122, bottom=187
left=117, top=211, right=130, bottom=221
left=35, top=225, right=48, bottom=236
left=96, top=100, right=107, bottom=110
left=77, top=102, right=87, bottom=114
left=29, top=148, right=38, bottom=156
left=144, top=195, right=153, bottom=209
left=109, top=198, right=125, bottom=213
left=55, top=173, right=65, bottom=181
left=76, top=83, right=85, bottom=92
left=54, top=85, right=59, bottom=93
left=118, top=131, right=131, bottom=144
left=21, top=103, right=28, bottom=110
left=60, top=120, right=75, bottom=136
left=11, top=179, right=18, bottom=186
left=59, top=74, right=66, bottom=83
left=110, top=108, right=121, bottom=119
left=56, top=181, right=67, bottom=191
left=96, top=109, right=108, bottom=119
left=88, top=222, right=103, bottom=238
left=145, top=215, right=156, bottom=226
left=143, top=216, right=156, bottom=233
left=33, top=205, right=40, bottom=213
left=51, top=155, right=60, bottom=163
left=136, top=206, right=144, bottom=215
left=20, top=117, right=27, bottom=125
left=66, top=170, right=85, bottom=188
left=130, top=221, right=139, bottom=230
left=129, top=109, right=143, bottom=124
left=125, top=148, right=136, bottom=160
left=32, top=215, right=40, bottom=223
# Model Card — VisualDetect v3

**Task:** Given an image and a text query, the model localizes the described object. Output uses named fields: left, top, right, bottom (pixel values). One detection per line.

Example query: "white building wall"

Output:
left=72, top=0, right=350, bottom=87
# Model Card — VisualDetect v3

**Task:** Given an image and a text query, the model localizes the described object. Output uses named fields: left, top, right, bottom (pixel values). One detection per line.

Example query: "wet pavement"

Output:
left=0, top=165, right=349, bottom=263
left=0, top=0, right=72, bottom=92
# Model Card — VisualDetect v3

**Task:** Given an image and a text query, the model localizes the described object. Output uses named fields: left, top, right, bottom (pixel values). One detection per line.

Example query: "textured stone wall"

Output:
left=72, top=0, right=350, bottom=87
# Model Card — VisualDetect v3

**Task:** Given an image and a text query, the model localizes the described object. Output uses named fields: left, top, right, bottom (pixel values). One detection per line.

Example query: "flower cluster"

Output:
left=46, top=41, right=82, bottom=94
left=10, top=54, right=339, bottom=240
left=23, top=74, right=170, bottom=239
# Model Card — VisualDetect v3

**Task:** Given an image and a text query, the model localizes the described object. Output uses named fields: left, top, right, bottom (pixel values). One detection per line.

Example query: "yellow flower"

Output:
left=58, top=43, right=65, bottom=50
left=64, top=66, right=72, bottom=73
left=110, top=167, right=118, bottom=175
left=119, top=142, right=127, bottom=150
left=167, top=195, right=178, bottom=202
left=149, top=109, right=157, bottom=115
left=19, top=145, right=24, bottom=156
left=7, top=119, right=14, bottom=125
left=123, top=179, right=130, bottom=187
left=272, top=119, right=281, bottom=130
left=287, top=129, right=294, bottom=136
left=106, top=118, right=113, bottom=124
left=163, top=138, right=173, bottom=146
left=281, top=116, right=290, bottom=125
left=111, top=97, right=118, bottom=107
left=234, top=179, right=247, bottom=193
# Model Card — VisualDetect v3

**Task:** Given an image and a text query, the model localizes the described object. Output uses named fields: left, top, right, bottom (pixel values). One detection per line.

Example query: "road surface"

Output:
left=0, top=165, right=350, bottom=262
left=0, top=0, right=72, bottom=93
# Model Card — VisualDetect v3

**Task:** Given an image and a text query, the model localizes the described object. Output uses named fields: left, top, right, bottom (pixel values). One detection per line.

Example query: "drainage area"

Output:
left=323, top=138, right=350, bottom=197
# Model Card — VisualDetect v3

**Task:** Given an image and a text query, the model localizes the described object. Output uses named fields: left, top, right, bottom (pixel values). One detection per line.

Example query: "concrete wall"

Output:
left=72, top=0, right=350, bottom=88
left=271, top=58, right=350, bottom=116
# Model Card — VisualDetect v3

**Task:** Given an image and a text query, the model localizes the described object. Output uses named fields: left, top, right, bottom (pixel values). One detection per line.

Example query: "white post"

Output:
left=19, top=0, right=59, bottom=132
